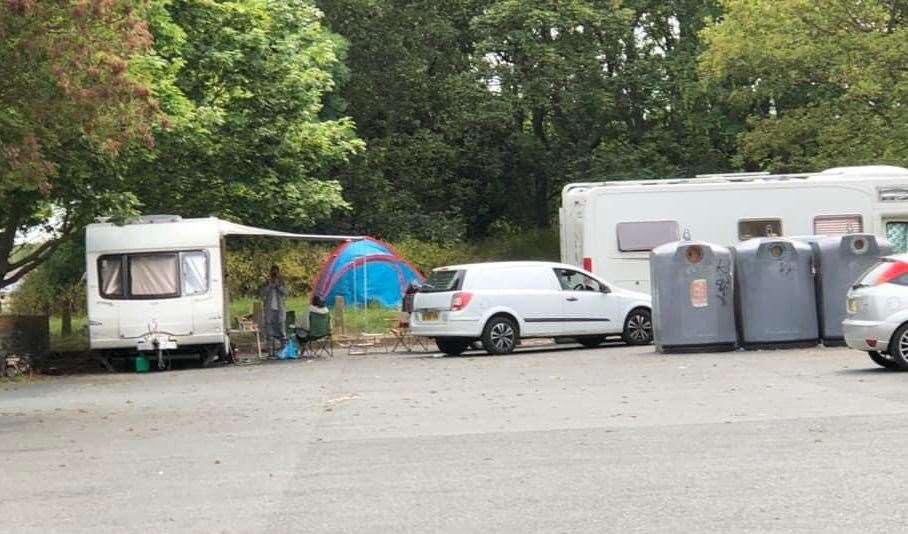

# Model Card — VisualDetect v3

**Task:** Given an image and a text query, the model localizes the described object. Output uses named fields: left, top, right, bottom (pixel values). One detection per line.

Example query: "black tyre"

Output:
left=623, top=308, right=653, bottom=346
left=578, top=336, right=606, bottom=348
left=435, top=338, right=471, bottom=356
left=887, top=323, right=908, bottom=371
left=868, top=350, right=898, bottom=370
left=481, top=316, right=518, bottom=355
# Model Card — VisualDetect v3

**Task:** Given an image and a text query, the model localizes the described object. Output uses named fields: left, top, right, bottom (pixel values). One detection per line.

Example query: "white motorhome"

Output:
left=560, top=165, right=908, bottom=293
left=85, top=215, right=356, bottom=365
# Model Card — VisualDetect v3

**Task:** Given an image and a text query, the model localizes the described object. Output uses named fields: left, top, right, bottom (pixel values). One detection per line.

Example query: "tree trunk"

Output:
left=61, top=305, right=72, bottom=336
left=534, top=169, right=550, bottom=229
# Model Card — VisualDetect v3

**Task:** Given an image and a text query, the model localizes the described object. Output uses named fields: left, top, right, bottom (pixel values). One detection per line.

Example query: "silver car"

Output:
left=844, top=255, right=908, bottom=369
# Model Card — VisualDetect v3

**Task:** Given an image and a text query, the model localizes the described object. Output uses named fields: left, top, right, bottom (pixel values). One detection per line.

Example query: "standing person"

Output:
left=260, top=265, right=288, bottom=358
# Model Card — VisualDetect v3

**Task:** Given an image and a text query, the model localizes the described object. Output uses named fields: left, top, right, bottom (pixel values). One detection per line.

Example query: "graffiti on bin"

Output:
left=714, top=259, right=731, bottom=306
left=778, top=261, right=795, bottom=275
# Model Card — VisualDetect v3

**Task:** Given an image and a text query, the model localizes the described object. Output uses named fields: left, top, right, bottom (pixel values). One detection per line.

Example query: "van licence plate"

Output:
left=422, top=311, right=440, bottom=321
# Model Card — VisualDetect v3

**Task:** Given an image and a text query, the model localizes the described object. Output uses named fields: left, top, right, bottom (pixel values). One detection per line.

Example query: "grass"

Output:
left=49, top=315, right=89, bottom=353
left=229, top=295, right=399, bottom=335
left=47, top=297, right=398, bottom=352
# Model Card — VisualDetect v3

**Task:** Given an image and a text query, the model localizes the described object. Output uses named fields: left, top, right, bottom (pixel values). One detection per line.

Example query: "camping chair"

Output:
left=297, top=309, right=333, bottom=358
left=388, top=312, right=429, bottom=353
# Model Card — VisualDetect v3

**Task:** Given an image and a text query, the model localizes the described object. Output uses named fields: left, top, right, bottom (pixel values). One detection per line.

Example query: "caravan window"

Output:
left=814, top=215, right=863, bottom=235
left=181, top=251, right=209, bottom=296
left=738, top=219, right=782, bottom=240
left=98, top=250, right=209, bottom=299
left=129, top=254, right=180, bottom=298
left=616, top=221, right=680, bottom=252
left=99, top=257, right=125, bottom=297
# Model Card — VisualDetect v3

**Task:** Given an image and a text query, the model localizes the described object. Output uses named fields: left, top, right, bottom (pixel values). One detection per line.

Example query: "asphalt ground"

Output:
left=2, top=343, right=908, bottom=533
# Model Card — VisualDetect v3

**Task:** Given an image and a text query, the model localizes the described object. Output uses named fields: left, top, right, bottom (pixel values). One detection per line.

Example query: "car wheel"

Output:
left=868, top=350, right=898, bottom=370
left=481, top=316, right=518, bottom=355
left=887, top=323, right=908, bottom=371
left=435, top=338, right=470, bottom=356
left=578, top=336, right=606, bottom=348
left=623, top=308, right=653, bottom=345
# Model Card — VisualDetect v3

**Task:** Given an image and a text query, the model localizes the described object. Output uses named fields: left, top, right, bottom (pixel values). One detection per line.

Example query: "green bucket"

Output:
left=134, top=356, right=150, bottom=373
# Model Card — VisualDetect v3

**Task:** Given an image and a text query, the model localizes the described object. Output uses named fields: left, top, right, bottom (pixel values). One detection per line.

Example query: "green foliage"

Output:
left=224, top=238, right=331, bottom=298
left=320, top=0, right=734, bottom=237
left=701, top=0, right=908, bottom=171
left=10, top=240, right=86, bottom=316
left=0, top=0, right=168, bottom=290
left=2, top=0, right=363, bottom=292
left=317, top=0, right=514, bottom=239
left=132, top=0, right=363, bottom=231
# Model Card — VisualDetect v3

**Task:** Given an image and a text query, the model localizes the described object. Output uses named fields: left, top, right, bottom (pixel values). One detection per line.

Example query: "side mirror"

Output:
left=600, top=285, right=611, bottom=294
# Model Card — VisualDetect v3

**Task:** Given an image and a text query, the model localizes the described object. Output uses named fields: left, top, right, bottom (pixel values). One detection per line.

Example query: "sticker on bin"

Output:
left=690, top=279, right=708, bottom=308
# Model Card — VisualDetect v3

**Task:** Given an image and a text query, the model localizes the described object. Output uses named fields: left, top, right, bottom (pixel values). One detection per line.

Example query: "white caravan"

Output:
left=560, top=165, right=908, bottom=293
left=85, top=215, right=356, bottom=364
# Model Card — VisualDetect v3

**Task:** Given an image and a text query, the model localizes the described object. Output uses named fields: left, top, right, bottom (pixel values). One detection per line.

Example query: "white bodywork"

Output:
left=86, top=216, right=357, bottom=353
left=409, top=261, right=651, bottom=340
left=844, top=254, right=908, bottom=353
left=560, top=165, right=908, bottom=292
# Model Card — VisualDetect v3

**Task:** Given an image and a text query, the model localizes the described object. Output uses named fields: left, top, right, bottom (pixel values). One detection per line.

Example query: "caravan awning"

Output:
left=216, top=220, right=362, bottom=242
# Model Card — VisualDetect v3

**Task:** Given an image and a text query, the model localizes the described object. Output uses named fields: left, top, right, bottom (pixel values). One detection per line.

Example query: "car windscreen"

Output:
left=421, top=270, right=463, bottom=292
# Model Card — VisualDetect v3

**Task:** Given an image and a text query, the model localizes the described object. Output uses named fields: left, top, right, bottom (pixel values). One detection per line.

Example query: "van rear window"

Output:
left=422, top=270, right=463, bottom=292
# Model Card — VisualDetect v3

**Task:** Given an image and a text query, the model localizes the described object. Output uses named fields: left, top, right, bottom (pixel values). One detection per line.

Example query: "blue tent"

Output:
left=313, top=238, right=424, bottom=308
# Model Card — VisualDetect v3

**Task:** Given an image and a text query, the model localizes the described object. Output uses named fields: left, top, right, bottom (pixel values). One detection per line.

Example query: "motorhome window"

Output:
left=421, top=270, right=463, bottom=292
left=99, top=256, right=124, bottom=297
left=738, top=219, right=782, bottom=240
left=814, top=215, right=863, bottom=235
left=616, top=221, right=680, bottom=252
left=129, top=254, right=180, bottom=298
left=181, top=251, right=209, bottom=296
left=887, top=222, right=908, bottom=253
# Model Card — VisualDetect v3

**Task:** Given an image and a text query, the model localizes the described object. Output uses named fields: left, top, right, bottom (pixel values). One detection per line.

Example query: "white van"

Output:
left=85, top=215, right=356, bottom=366
left=410, top=261, right=652, bottom=355
left=560, top=165, right=908, bottom=292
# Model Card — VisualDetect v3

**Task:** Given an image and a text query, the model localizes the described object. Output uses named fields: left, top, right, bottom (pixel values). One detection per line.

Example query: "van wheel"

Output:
left=623, top=309, right=653, bottom=345
left=868, top=351, right=898, bottom=370
left=435, top=338, right=470, bottom=356
left=887, top=323, right=908, bottom=371
left=481, top=316, right=517, bottom=355
left=578, top=336, right=606, bottom=348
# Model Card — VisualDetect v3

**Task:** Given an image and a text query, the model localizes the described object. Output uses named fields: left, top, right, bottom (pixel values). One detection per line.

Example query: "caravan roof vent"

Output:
left=129, top=215, right=183, bottom=225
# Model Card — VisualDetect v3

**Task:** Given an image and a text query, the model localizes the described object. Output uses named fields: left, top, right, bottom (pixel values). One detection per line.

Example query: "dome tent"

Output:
left=313, top=238, right=424, bottom=309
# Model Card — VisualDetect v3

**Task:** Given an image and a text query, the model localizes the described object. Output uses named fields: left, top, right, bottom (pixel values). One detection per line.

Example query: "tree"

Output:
left=317, top=0, right=510, bottom=240
left=0, top=0, right=166, bottom=291
left=10, top=240, right=85, bottom=334
left=132, top=0, right=363, bottom=231
left=701, top=0, right=908, bottom=171
left=474, top=0, right=730, bottom=227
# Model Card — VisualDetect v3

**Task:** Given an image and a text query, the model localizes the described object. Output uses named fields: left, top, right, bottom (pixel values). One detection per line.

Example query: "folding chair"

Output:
left=388, top=312, right=429, bottom=353
left=297, top=309, right=333, bottom=358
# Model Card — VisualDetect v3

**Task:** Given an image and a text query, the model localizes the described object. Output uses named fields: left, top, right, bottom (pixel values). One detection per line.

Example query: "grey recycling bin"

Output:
left=650, top=241, right=736, bottom=353
left=800, top=234, right=891, bottom=346
left=734, top=238, right=818, bottom=349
